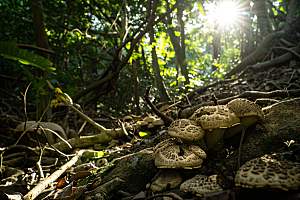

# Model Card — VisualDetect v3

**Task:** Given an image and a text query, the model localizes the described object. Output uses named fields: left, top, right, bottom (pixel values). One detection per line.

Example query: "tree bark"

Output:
left=149, top=26, right=170, bottom=102
left=32, top=0, right=51, bottom=121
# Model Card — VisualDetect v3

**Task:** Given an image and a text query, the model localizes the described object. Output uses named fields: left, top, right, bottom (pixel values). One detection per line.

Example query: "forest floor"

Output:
left=0, top=63, right=300, bottom=200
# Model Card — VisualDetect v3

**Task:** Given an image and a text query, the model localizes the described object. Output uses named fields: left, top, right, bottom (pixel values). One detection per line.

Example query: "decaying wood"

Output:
left=48, top=128, right=126, bottom=153
left=23, top=150, right=86, bottom=200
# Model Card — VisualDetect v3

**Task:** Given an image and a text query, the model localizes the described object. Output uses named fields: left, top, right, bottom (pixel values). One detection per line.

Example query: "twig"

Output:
left=23, top=150, right=86, bottom=200
left=46, top=80, right=106, bottom=131
left=237, top=127, right=246, bottom=170
left=35, top=126, right=45, bottom=180
left=143, top=85, right=173, bottom=126
left=39, top=126, right=75, bottom=157
left=183, top=95, right=191, bottom=107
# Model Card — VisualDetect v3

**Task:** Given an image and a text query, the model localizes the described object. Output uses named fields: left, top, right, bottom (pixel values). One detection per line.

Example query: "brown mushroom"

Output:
left=235, top=154, right=300, bottom=191
left=150, top=170, right=182, bottom=193
left=168, top=119, right=205, bottom=141
left=224, top=98, right=265, bottom=139
left=153, top=140, right=206, bottom=169
left=144, top=116, right=156, bottom=123
left=152, top=118, right=165, bottom=126
left=180, top=174, right=223, bottom=196
left=190, top=105, right=240, bottom=149
left=123, top=115, right=133, bottom=122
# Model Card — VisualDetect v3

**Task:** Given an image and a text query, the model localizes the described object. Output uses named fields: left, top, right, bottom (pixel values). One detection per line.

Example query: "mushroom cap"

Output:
left=144, top=116, right=156, bottom=123
left=147, top=123, right=155, bottom=128
left=152, top=119, right=165, bottom=126
left=150, top=170, right=182, bottom=193
left=123, top=116, right=133, bottom=121
left=191, top=105, right=240, bottom=130
left=168, top=119, right=205, bottom=141
left=153, top=140, right=206, bottom=169
left=180, top=174, right=223, bottom=196
left=15, top=121, right=68, bottom=144
left=235, top=154, right=300, bottom=191
left=227, top=98, right=265, bottom=122
left=138, top=121, right=149, bottom=126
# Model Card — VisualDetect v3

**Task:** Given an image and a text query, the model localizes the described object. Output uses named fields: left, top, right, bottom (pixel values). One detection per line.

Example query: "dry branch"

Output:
left=180, top=89, right=300, bottom=119
left=23, top=150, right=86, bottom=200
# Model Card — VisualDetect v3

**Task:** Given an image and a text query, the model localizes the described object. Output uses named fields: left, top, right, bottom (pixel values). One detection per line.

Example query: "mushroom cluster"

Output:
left=235, top=154, right=300, bottom=191
left=152, top=99, right=264, bottom=169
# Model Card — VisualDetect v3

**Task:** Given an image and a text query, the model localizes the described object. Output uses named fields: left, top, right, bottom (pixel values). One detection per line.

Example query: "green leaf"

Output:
left=0, top=38, right=54, bottom=72
left=97, top=151, right=104, bottom=157
left=139, top=131, right=152, bottom=139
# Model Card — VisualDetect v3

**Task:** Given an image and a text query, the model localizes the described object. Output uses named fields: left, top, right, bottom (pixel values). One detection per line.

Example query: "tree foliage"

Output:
left=1, top=0, right=299, bottom=117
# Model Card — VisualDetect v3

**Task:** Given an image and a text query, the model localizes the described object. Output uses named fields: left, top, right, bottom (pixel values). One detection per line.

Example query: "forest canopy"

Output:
left=0, top=0, right=299, bottom=120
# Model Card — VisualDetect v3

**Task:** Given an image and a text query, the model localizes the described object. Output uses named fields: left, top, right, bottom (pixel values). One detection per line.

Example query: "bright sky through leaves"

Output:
left=213, top=0, right=240, bottom=26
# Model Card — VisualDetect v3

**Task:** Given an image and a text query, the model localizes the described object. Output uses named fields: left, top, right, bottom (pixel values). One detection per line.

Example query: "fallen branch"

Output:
left=180, top=89, right=300, bottom=118
left=47, top=128, right=126, bottom=153
left=23, top=150, right=86, bottom=200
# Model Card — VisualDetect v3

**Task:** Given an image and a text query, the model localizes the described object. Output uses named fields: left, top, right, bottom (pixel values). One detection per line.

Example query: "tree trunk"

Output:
left=149, top=26, right=170, bottom=102
left=177, top=8, right=190, bottom=86
left=131, top=60, right=141, bottom=115
left=253, top=0, right=272, bottom=37
left=32, top=0, right=51, bottom=121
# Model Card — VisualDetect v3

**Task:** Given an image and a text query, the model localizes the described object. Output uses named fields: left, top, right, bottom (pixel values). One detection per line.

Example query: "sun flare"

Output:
left=213, top=0, right=240, bottom=26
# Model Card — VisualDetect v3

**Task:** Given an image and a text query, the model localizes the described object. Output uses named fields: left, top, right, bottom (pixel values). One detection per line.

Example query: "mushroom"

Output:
left=144, top=116, right=156, bottom=123
left=153, top=140, right=206, bottom=169
left=138, top=121, right=148, bottom=126
left=150, top=170, right=182, bottom=193
left=168, top=119, right=205, bottom=141
left=15, top=121, right=68, bottom=144
left=235, top=154, right=300, bottom=191
left=224, top=98, right=265, bottom=139
left=147, top=123, right=155, bottom=129
left=190, top=105, right=240, bottom=149
left=123, top=115, right=133, bottom=122
left=180, top=174, right=223, bottom=196
left=152, top=118, right=165, bottom=126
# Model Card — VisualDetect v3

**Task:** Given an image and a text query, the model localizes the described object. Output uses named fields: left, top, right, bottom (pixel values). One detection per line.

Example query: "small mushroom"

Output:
left=224, top=98, right=265, bottom=139
left=147, top=123, right=155, bottom=129
left=180, top=174, right=223, bottom=196
left=150, top=170, right=182, bottom=193
left=123, top=115, right=133, bottom=122
left=168, top=119, right=205, bottom=141
left=138, top=121, right=149, bottom=126
left=235, top=154, right=300, bottom=191
left=190, top=105, right=240, bottom=149
left=153, top=140, right=206, bottom=169
left=152, top=118, right=165, bottom=126
left=144, top=116, right=156, bottom=123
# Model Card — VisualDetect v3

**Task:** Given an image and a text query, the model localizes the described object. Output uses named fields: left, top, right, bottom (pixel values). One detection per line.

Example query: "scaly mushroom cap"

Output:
left=190, top=105, right=240, bottom=149
left=227, top=98, right=265, bottom=122
left=191, top=105, right=240, bottom=130
left=180, top=174, right=223, bottom=196
left=168, top=119, right=205, bottom=141
left=224, top=99, right=265, bottom=139
left=153, top=140, right=206, bottom=169
left=150, top=170, right=182, bottom=193
left=235, top=154, right=300, bottom=191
